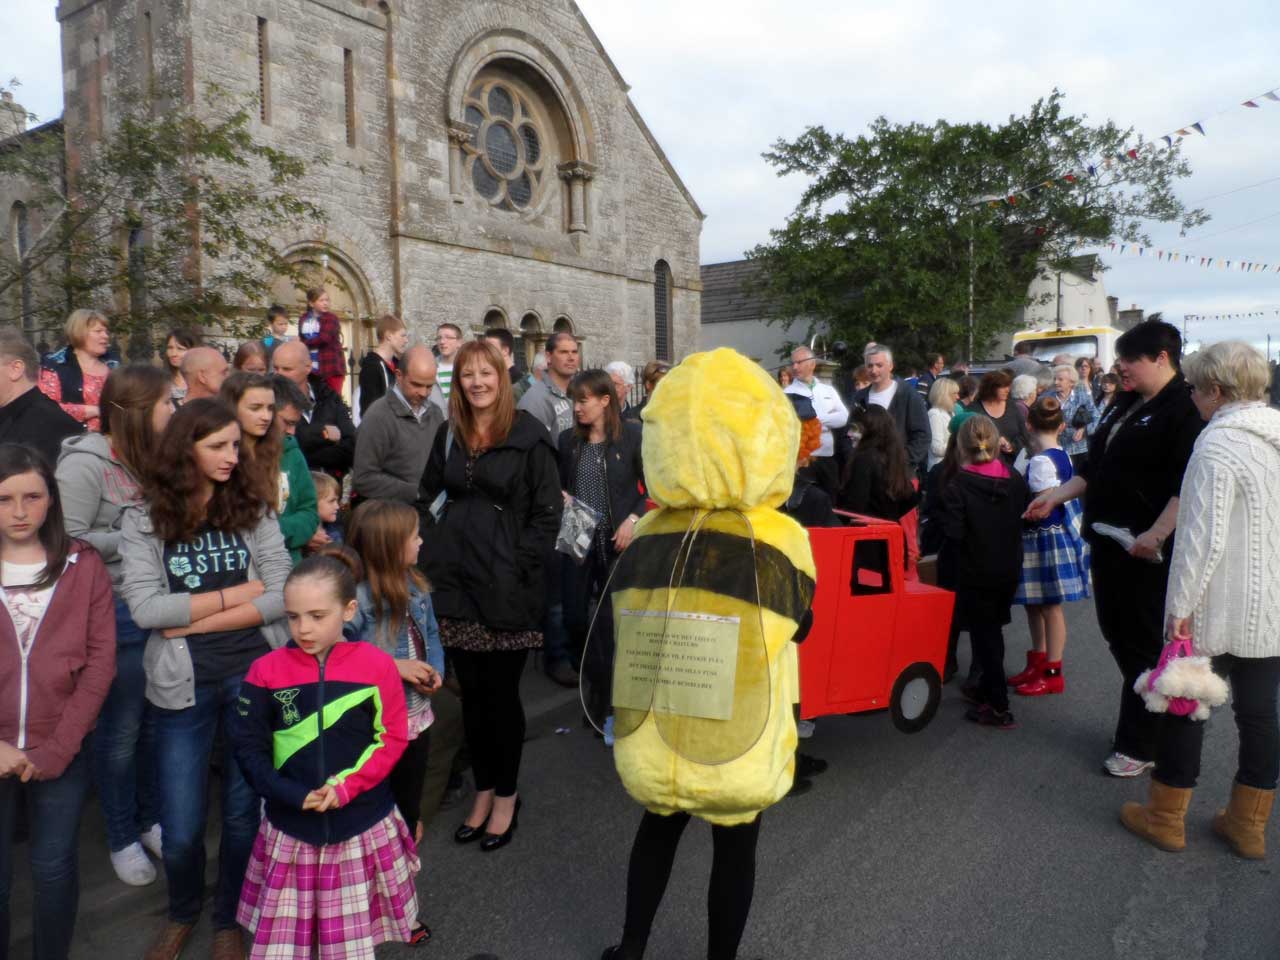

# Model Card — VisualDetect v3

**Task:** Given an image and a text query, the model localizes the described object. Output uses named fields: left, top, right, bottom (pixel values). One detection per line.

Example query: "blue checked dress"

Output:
left=1015, top=448, right=1090, bottom=605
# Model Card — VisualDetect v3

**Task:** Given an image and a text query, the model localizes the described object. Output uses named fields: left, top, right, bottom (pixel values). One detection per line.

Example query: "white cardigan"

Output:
left=1165, top=403, right=1280, bottom=658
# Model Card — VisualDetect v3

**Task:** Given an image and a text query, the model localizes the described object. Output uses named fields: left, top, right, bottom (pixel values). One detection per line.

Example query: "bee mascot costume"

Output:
left=590, top=348, right=816, bottom=960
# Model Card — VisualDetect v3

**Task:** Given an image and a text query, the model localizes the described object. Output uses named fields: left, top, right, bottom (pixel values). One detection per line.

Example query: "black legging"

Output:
left=564, top=548, right=616, bottom=721
left=388, top=728, right=431, bottom=836
left=1092, top=539, right=1168, bottom=761
left=617, top=810, right=761, bottom=960
left=449, top=648, right=528, bottom=797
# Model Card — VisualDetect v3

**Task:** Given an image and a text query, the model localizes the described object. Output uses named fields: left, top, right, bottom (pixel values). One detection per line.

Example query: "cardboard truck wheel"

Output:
left=890, top=663, right=941, bottom=733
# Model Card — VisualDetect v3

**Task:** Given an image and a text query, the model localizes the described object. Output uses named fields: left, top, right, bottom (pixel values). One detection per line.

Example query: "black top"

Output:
left=974, top=399, right=1030, bottom=465
left=0, top=386, right=84, bottom=468
left=358, top=351, right=397, bottom=418
left=1082, top=373, right=1203, bottom=546
left=557, top=420, right=647, bottom=543
left=836, top=451, right=920, bottom=521
left=852, top=378, right=931, bottom=472
left=940, top=468, right=1029, bottom=591
left=419, top=411, right=563, bottom=631
left=295, top=376, right=357, bottom=478
left=782, top=476, right=841, bottom=528
left=164, top=526, right=268, bottom=682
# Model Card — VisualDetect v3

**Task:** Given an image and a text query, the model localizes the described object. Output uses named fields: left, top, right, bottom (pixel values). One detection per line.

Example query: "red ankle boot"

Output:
left=1015, top=661, right=1064, bottom=696
left=1007, top=650, right=1046, bottom=687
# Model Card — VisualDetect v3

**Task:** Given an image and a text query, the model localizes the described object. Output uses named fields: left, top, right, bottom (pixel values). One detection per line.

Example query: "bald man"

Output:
left=352, top=344, right=445, bottom=505
left=272, top=339, right=356, bottom=477
left=180, top=346, right=230, bottom=401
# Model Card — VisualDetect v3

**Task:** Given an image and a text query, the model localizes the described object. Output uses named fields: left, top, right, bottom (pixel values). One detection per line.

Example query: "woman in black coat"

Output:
left=557, top=370, right=647, bottom=723
left=837, top=405, right=920, bottom=522
left=419, top=341, right=562, bottom=851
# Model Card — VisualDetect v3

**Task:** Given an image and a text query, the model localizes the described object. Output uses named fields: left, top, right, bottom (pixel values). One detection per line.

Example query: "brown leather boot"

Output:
left=143, top=922, right=196, bottom=960
left=211, top=928, right=245, bottom=960
left=1212, top=782, right=1275, bottom=860
left=1120, top=780, right=1192, bottom=852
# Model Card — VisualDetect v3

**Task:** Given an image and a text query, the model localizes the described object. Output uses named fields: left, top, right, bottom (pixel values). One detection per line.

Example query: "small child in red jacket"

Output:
left=0, top=443, right=116, bottom=957
left=232, top=550, right=417, bottom=959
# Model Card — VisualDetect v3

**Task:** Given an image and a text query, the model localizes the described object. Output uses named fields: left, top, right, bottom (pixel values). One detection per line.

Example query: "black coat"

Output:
left=782, top=476, right=840, bottom=528
left=836, top=451, right=920, bottom=521
left=357, top=351, right=396, bottom=418
left=940, top=467, right=1029, bottom=627
left=852, top=379, right=931, bottom=471
left=295, top=376, right=356, bottom=478
left=419, top=411, right=562, bottom=632
left=1082, top=373, right=1203, bottom=545
left=0, top=386, right=84, bottom=468
left=556, top=420, right=647, bottom=538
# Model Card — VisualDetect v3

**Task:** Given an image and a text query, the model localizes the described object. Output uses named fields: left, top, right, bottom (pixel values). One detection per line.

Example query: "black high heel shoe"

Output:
left=479, top=797, right=521, bottom=852
left=453, top=812, right=490, bottom=844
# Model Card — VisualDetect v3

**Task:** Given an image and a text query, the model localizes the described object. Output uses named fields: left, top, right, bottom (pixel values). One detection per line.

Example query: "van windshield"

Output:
left=1020, top=335, right=1098, bottom=361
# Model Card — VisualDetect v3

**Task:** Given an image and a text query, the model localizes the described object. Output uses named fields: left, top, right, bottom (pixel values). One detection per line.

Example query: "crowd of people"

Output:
left=0, top=298, right=1277, bottom=960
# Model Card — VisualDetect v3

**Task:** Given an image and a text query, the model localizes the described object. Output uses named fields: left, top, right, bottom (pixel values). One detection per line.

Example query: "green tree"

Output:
left=748, top=91, right=1208, bottom=366
left=0, top=80, right=326, bottom=353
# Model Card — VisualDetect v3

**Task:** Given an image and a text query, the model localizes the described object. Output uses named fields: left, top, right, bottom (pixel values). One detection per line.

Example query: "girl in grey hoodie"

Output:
left=55, top=364, right=172, bottom=887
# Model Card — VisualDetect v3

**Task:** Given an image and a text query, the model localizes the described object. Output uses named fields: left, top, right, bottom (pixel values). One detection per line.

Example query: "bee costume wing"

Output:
left=582, top=510, right=772, bottom=766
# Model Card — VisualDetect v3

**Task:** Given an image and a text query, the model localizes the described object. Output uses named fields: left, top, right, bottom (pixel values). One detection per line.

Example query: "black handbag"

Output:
left=1071, top=404, right=1093, bottom=428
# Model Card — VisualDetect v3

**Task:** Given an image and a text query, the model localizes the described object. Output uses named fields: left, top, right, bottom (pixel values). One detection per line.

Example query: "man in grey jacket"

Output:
left=353, top=345, right=444, bottom=505
left=517, top=331, right=579, bottom=438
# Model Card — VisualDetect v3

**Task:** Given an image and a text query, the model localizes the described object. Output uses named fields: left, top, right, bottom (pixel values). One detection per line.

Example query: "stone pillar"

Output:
left=447, top=122, right=477, bottom=203
left=558, top=160, right=597, bottom=234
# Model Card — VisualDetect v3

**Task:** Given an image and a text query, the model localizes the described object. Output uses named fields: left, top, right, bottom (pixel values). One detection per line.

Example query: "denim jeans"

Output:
left=541, top=544, right=570, bottom=670
left=153, top=673, right=261, bottom=929
left=0, top=752, right=91, bottom=960
left=91, top=597, right=159, bottom=852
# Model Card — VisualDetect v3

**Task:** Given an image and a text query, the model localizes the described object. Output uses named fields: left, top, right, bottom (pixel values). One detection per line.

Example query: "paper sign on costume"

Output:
left=613, top=610, right=740, bottom=721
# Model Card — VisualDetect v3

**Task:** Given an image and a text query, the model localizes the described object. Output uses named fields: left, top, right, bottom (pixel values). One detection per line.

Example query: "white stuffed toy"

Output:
left=1134, top=638, right=1230, bottom=722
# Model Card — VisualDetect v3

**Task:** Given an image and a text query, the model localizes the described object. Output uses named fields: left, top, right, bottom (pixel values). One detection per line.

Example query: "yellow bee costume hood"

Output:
left=605, top=348, right=816, bottom=826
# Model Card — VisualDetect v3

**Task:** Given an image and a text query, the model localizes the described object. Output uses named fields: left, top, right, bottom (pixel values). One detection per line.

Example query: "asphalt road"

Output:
left=10, top=599, right=1279, bottom=960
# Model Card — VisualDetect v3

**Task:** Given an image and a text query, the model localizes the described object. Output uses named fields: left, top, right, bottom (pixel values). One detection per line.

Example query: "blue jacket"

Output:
left=345, top=581, right=443, bottom=721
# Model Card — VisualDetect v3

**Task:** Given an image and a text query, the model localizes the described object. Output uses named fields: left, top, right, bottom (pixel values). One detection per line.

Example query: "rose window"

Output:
left=463, top=81, right=547, bottom=212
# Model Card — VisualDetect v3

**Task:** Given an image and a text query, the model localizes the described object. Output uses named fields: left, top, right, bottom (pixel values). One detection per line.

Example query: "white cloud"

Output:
left=7, top=0, right=1280, bottom=350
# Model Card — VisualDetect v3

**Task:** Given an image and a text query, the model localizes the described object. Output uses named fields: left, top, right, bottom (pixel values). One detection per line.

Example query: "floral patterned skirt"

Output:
left=438, top=616, right=542, bottom=653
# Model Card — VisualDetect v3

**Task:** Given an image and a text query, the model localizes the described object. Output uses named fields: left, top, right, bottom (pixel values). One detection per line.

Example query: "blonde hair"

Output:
left=65, top=309, right=109, bottom=350
left=310, top=470, right=341, bottom=501
left=927, top=376, right=959, bottom=414
left=1183, top=341, right=1270, bottom=404
left=956, top=414, right=1000, bottom=466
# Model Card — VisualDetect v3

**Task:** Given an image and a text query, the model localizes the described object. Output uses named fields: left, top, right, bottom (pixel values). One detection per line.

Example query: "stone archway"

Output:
left=270, top=244, right=376, bottom=400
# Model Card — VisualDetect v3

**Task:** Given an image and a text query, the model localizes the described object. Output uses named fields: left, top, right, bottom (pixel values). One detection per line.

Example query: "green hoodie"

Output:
left=278, top=435, right=318, bottom=564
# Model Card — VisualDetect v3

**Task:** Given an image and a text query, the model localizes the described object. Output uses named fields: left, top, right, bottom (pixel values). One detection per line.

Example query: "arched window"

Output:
left=552, top=315, right=573, bottom=334
left=463, top=76, right=553, bottom=213
left=654, top=260, right=673, bottom=363
left=483, top=307, right=507, bottom=329
left=518, top=312, right=543, bottom=373
left=10, top=203, right=32, bottom=332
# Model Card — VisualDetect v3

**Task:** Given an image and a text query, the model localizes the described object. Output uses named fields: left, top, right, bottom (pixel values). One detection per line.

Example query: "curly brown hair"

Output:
left=146, top=398, right=268, bottom=543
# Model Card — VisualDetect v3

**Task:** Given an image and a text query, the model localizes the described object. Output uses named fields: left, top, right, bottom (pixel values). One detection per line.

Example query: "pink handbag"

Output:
left=1134, top=633, right=1230, bottom=722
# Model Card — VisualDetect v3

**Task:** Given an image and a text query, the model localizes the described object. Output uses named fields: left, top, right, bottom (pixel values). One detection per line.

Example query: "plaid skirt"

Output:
left=1015, top=501, right=1090, bottom=606
left=236, top=810, right=420, bottom=960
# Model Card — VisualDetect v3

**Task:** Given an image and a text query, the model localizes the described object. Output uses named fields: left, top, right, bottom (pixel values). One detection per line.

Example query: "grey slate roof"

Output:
left=700, top=259, right=773, bottom=325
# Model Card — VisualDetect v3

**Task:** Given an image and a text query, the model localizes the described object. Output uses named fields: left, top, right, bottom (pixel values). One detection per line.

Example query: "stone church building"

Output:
left=14, top=0, right=703, bottom=370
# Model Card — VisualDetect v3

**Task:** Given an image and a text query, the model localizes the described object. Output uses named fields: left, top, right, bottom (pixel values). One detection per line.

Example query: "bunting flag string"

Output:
left=1183, top=307, right=1280, bottom=322
left=1105, top=240, right=1280, bottom=276
left=976, top=83, right=1280, bottom=208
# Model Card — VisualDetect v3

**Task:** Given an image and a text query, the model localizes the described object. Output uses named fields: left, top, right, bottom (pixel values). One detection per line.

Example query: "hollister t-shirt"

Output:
left=164, top=526, right=268, bottom=682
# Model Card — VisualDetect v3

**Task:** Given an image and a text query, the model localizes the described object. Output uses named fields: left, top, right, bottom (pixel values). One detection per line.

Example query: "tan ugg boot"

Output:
left=1120, top=780, right=1192, bottom=852
left=1212, top=782, right=1275, bottom=860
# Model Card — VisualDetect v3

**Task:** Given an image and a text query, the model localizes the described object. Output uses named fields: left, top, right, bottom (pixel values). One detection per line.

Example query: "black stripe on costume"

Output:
left=612, top=529, right=816, bottom=624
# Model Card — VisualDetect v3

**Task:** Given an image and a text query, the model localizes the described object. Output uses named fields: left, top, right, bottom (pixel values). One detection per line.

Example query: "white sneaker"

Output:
left=797, top=719, right=816, bottom=739
left=139, top=823, right=163, bottom=859
left=1103, top=751, right=1154, bottom=778
left=110, top=842, right=157, bottom=886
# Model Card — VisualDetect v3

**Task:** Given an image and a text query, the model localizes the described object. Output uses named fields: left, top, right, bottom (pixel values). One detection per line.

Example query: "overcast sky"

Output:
left=6, top=0, right=1280, bottom=352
